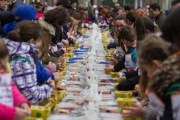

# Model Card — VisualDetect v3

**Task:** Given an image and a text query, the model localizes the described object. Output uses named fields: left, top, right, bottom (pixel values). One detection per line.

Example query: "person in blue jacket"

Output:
left=32, top=43, right=61, bottom=85
left=3, top=5, right=37, bottom=36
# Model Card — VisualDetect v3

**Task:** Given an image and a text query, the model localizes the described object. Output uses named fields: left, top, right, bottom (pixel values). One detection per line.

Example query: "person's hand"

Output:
left=121, top=103, right=145, bottom=118
left=48, top=62, right=56, bottom=71
left=47, top=78, right=55, bottom=89
left=14, top=107, right=29, bottom=120
left=57, top=61, right=61, bottom=69
left=105, top=64, right=114, bottom=70
left=59, top=56, right=65, bottom=66
left=62, top=39, right=69, bottom=47
left=57, top=86, right=67, bottom=91
left=110, top=57, right=118, bottom=65
left=19, top=103, right=31, bottom=115
left=53, top=72, right=61, bottom=82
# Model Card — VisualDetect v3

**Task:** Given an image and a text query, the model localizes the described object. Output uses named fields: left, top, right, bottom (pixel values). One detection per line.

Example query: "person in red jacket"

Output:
left=0, top=39, right=31, bottom=120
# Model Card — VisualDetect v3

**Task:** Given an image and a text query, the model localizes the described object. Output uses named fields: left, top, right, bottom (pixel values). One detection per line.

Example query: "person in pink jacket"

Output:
left=0, top=39, right=31, bottom=120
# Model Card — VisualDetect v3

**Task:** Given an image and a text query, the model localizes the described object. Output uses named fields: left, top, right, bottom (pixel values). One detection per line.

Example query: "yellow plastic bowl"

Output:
left=24, top=117, right=43, bottom=120
left=60, top=71, right=66, bottom=76
left=123, top=110, right=142, bottom=120
left=117, top=98, right=137, bottom=108
left=105, top=55, right=112, bottom=58
left=63, top=63, right=68, bottom=67
left=114, top=77, right=124, bottom=83
left=115, top=91, right=133, bottom=99
left=60, top=76, right=64, bottom=82
left=39, top=96, right=58, bottom=110
left=111, top=72, right=119, bottom=78
left=105, top=70, right=113, bottom=74
left=65, top=53, right=74, bottom=58
left=52, top=90, right=66, bottom=102
left=105, top=57, right=110, bottom=61
left=31, top=106, right=51, bottom=120
left=65, top=57, right=70, bottom=61
left=115, top=83, right=119, bottom=86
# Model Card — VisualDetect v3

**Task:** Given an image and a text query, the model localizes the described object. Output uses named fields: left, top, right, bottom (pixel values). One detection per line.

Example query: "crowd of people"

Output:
left=1, top=0, right=180, bottom=119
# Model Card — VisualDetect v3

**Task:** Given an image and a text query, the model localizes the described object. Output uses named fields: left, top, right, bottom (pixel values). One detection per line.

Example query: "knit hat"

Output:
left=15, top=5, right=37, bottom=21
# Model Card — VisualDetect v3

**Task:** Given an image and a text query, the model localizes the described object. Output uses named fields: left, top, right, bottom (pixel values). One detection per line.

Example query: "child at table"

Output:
left=0, top=39, right=31, bottom=120
left=122, top=34, right=180, bottom=120
left=105, top=25, right=137, bottom=72
left=4, top=21, right=55, bottom=104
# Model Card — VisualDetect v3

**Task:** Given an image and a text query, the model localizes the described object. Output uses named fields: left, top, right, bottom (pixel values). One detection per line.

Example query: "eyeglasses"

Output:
left=150, top=11, right=153, bottom=13
left=115, top=25, right=125, bottom=28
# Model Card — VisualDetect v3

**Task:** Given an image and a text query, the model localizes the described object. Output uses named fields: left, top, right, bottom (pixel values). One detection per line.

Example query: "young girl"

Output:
left=122, top=34, right=179, bottom=120
left=38, top=7, right=68, bottom=64
left=4, top=21, right=54, bottom=104
left=0, top=39, right=31, bottom=120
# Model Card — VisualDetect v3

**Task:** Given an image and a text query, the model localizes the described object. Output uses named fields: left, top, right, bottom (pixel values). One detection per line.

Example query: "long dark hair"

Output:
left=133, top=16, right=154, bottom=41
left=7, top=20, right=40, bottom=42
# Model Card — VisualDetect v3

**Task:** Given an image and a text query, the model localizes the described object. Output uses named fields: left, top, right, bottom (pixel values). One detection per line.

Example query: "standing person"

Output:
left=0, top=0, right=23, bottom=32
left=116, top=9, right=122, bottom=15
left=150, top=3, right=166, bottom=30
left=3, top=5, right=37, bottom=36
left=43, top=2, right=48, bottom=7
left=0, top=38, right=31, bottom=120
left=93, top=5, right=99, bottom=18
left=126, top=10, right=135, bottom=26
left=4, top=21, right=54, bottom=104
left=55, top=0, right=72, bottom=11
left=171, top=0, right=180, bottom=10
left=98, top=4, right=103, bottom=13
left=113, top=3, right=120, bottom=13
left=123, top=3, right=134, bottom=14
left=88, top=6, right=96, bottom=23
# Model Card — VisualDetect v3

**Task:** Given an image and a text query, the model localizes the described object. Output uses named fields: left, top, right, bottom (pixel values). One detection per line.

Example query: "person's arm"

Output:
left=0, top=102, right=16, bottom=120
left=44, top=65, right=55, bottom=74
left=11, top=82, right=30, bottom=107
left=36, top=61, right=55, bottom=84
left=117, top=76, right=140, bottom=91
left=114, top=55, right=125, bottom=72
left=11, top=61, right=53, bottom=104
left=124, top=71, right=138, bottom=79
left=0, top=0, right=23, bottom=25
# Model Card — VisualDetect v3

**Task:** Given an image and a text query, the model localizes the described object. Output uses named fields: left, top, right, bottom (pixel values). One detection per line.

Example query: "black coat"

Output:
left=117, top=76, right=140, bottom=91
left=88, top=10, right=96, bottom=23
left=0, top=0, right=23, bottom=26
